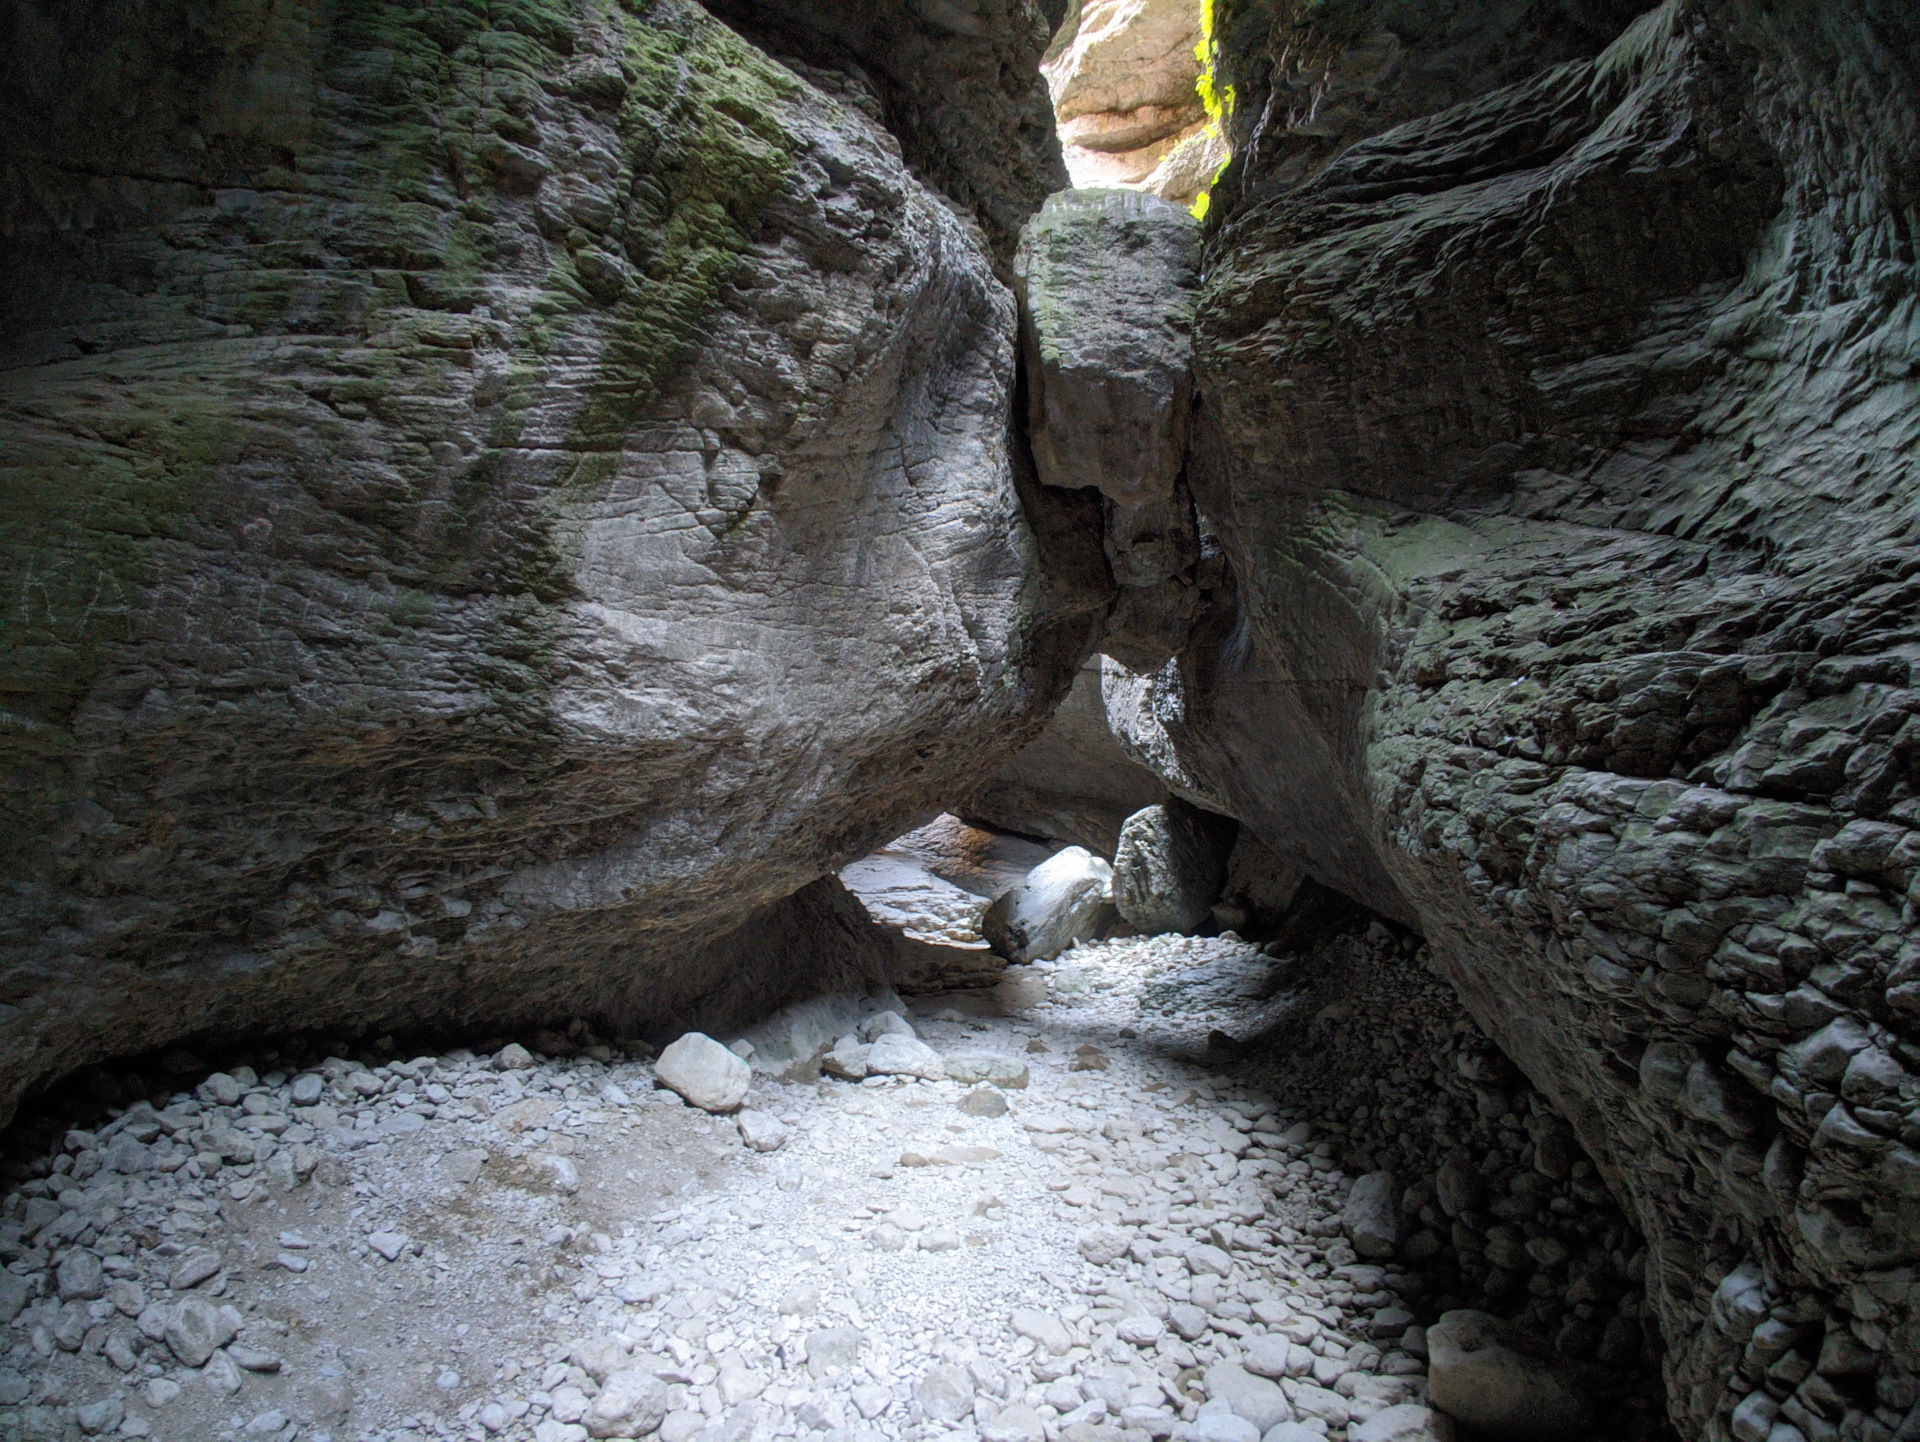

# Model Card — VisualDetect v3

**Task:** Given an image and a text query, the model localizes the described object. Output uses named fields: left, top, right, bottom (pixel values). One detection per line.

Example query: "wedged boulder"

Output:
left=1016, top=186, right=1208, bottom=671
left=1111, top=800, right=1235, bottom=935
left=0, top=0, right=1105, bottom=1121
left=982, top=847, right=1116, bottom=963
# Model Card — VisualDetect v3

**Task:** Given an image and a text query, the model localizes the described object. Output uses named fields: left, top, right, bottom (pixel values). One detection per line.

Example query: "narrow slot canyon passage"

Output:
left=2, top=1, right=1917, bottom=1441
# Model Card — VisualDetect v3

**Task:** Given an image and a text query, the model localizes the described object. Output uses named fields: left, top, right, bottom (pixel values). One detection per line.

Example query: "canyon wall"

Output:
left=0, top=0, right=1104, bottom=1121
left=1104, top=0, right=1920, bottom=1436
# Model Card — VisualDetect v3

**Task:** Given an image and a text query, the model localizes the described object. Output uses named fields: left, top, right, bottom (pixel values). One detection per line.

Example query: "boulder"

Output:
left=1014, top=186, right=1204, bottom=671
left=982, top=848, right=1116, bottom=963
left=584, top=1369, right=669, bottom=1440
left=0, top=0, right=1104, bottom=1127
left=943, top=1052, right=1031, bottom=1089
left=863, top=1033, right=946, bottom=1082
left=1350, top=1406, right=1457, bottom=1442
left=654, top=1034, right=750, bottom=1114
left=1342, top=1171, right=1400, bottom=1259
left=1201, top=1361, right=1291, bottom=1432
left=1111, top=800, right=1236, bottom=934
left=1425, top=1311, right=1591, bottom=1439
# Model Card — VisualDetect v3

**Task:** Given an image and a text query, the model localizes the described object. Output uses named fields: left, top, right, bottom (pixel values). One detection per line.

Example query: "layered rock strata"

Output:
left=1043, top=0, right=1211, bottom=198
left=1113, top=1, right=1920, bottom=1436
left=0, top=0, right=1104, bottom=1122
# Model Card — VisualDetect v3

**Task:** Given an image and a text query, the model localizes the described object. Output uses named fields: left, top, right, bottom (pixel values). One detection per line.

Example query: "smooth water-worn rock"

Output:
left=1114, top=0, right=1920, bottom=1429
left=963, top=658, right=1170, bottom=853
left=982, top=847, right=1116, bottom=963
left=1111, top=799, right=1235, bottom=934
left=0, top=0, right=1104, bottom=1122
left=1425, top=1311, right=1591, bottom=1440
left=654, top=1034, right=751, bottom=1114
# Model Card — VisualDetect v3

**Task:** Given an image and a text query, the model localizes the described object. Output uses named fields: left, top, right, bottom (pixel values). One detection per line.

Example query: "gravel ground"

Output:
left=0, top=922, right=1665, bottom=1442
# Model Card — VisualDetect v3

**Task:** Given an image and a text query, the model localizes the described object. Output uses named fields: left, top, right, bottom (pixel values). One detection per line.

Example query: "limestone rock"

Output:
left=962, top=659, right=1170, bottom=853
left=838, top=849, right=1002, bottom=994
left=1202, top=1361, right=1291, bottom=1432
left=736, top=990, right=906, bottom=1082
left=0, top=0, right=1105, bottom=1126
left=584, top=1369, right=669, bottom=1440
left=1120, top=0, right=1920, bottom=1424
left=1011, top=1308, right=1074, bottom=1356
left=164, top=1297, right=236, bottom=1369
left=1043, top=0, right=1207, bottom=189
left=982, top=847, right=1116, bottom=963
left=943, top=1052, right=1031, bottom=1089
left=863, top=1033, right=946, bottom=1082
left=1015, top=187, right=1204, bottom=671
left=1017, top=183, right=1199, bottom=499
left=1350, top=1407, right=1457, bottom=1442
left=1111, top=800, right=1235, bottom=934
left=1425, top=1311, right=1590, bottom=1439
left=655, top=1034, right=750, bottom=1114
left=1343, top=1172, right=1400, bottom=1260
left=736, top=1111, right=790, bottom=1153
left=705, top=0, right=1067, bottom=265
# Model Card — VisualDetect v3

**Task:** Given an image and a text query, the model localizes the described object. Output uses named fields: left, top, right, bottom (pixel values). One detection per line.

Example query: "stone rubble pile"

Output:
left=0, top=914, right=1673, bottom=1442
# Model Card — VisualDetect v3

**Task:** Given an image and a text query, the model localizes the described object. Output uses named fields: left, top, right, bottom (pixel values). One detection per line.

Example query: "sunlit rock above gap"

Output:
left=1043, top=0, right=1226, bottom=208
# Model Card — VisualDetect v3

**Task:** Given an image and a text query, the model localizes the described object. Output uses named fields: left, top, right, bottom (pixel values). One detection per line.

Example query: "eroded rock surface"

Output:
left=963, top=659, right=1171, bottom=853
left=1016, top=186, right=1209, bottom=672
left=0, top=0, right=1104, bottom=1123
left=1115, top=0, right=1920, bottom=1435
left=1043, top=0, right=1208, bottom=193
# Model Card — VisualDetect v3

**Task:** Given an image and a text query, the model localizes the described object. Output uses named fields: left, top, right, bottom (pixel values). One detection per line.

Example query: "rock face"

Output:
left=962, top=659, right=1170, bottom=853
left=1110, top=799, right=1235, bottom=935
left=1120, top=0, right=1920, bottom=1434
left=1043, top=0, right=1208, bottom=192
left=0, top=0, right=1104, bottom=1120
left=707, top=0, right=1068, bottom=268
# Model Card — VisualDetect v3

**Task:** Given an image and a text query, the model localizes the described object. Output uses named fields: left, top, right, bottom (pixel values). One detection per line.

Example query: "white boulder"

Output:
left=654, top=1033, right=750, bottom=1113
